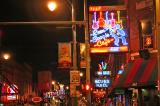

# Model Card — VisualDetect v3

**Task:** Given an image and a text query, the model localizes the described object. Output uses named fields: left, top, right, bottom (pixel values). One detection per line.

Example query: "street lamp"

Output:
left=80, top=72, right=84, bottom=77
left=66, top=86, right=69, bottom=90
left=2, top=53, right=11, bottom=60
left=47, top=1, right=57, bottom=11
left=51, top=80, right=56, bottom=90
left=52, top=80, right=55, bottom=85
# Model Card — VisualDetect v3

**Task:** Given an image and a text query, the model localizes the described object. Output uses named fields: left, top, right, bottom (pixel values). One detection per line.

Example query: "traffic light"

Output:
left=144, top=36, right=153, bottom=48
left=85, top=84, right=90, bottom=91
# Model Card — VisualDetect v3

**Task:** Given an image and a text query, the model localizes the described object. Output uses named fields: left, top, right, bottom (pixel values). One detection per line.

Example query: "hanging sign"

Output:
left=80, top=43, right=87, bottom=68
left=58, top=43, right=72, bottom=68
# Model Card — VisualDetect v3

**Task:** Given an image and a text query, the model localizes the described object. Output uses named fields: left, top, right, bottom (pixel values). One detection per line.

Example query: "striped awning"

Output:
left=112, top=57, right=157, bottom=89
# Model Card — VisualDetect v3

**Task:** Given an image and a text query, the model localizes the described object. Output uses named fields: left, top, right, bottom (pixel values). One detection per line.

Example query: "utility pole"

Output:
left=72, top=0, right=77, bottom=70
left=71, top=0, right=79, bottom=106
left=84, top=0, right=91, bottom=105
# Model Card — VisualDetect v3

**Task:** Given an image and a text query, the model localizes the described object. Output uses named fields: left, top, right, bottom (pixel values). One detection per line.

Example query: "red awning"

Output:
left=112, top=57, right=157, bottom=89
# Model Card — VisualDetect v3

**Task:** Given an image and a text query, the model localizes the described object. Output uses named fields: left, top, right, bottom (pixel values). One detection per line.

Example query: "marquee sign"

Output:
left=89, top=9, right=128, bottom=53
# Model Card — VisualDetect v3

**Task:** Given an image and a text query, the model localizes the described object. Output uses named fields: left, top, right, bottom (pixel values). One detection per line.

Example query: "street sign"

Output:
left=70, top=70, right=80, bottom=84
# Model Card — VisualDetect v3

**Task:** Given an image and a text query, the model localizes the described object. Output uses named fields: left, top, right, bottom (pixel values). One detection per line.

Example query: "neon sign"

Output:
left=94, top=79, right=110, bottom=87
left=98, top=61, right=107, bottom=71
left=97, top=61, right=111, bottom=76
left=97, top=71, right=111, bottom=76
left=90, top=10, right=128, bottom=53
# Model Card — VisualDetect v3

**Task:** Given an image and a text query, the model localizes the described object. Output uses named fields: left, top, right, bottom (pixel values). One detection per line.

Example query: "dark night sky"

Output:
left=0, top=0, right=83, bottom=64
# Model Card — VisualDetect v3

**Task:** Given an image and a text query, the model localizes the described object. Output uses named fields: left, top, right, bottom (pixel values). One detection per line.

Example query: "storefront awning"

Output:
left=112, top=57, right=157, bottom=89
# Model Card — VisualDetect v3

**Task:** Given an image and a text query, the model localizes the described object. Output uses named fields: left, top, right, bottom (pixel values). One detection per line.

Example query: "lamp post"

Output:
left=47, top=0, right=91, bottom=104
left=84, top=0, right=91, bottom=105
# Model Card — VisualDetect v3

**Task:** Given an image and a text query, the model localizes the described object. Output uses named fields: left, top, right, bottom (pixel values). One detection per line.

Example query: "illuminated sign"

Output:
left=32, top=97, right=42, bottom=103
left=7, top=84, right=18, bottom=94
left=97, top=71, right=110, bottom=76
left=97, top=61, right=111, bottom=76
left=7, top=95, right=18, bottom=101
left=6, top=84, right=19, bottom=101
left=94, top=79, right=110, bottom=87
left=89, top=9, right=128, bottom=53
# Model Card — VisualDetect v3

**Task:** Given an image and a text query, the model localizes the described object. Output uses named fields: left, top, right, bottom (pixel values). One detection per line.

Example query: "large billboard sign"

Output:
left=89, top=6, right=128, bottom=53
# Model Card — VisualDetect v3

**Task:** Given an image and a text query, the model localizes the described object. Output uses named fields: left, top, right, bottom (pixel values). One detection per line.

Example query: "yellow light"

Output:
left=51, top=81, right=55, bottom=85
left=3, top=53, right=11, bottom=60
left=47, top=1, right=57, bottom=11
left=80, top=72, right=83, bottom=77
left=86, top=84, right=90, bottom=90
left=66, top=86, right=69, bottom=90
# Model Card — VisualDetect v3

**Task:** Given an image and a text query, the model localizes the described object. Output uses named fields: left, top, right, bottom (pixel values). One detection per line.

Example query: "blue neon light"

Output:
left=94, top=79, right=111, bottom=88
left=97, top=71, right=110, bottom=75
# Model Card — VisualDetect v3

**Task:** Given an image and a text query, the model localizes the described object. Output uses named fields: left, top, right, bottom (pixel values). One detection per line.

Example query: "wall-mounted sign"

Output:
left=89, top=9, right=128, bottom=53
left=94, top=79, right=111, bottom=88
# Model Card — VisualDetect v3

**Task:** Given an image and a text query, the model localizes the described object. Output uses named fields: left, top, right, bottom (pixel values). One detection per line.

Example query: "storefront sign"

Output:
left=94, top=79, right=110, bottom=88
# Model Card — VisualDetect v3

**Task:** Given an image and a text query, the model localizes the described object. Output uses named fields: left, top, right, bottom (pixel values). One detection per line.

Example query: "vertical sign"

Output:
left=70, top=70, right=80, bottom=84
left=70, top=70, right=80, bottom=97
left=58, top=43, right=72, bottom=68
left=80, top=43, right=87, bottom=68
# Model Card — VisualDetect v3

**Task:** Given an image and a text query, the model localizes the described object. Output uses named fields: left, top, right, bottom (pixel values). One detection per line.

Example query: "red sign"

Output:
left=32, top=97, right=42, bottom=103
